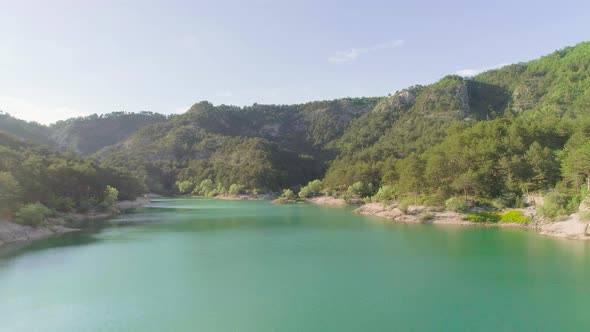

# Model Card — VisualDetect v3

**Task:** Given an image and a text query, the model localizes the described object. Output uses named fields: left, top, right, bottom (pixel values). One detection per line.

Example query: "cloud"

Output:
left=328, top=39, right=404, bottom=63
left=0, top=96, right=85, bottom=124
left=455, top=63, right=510, bottom=77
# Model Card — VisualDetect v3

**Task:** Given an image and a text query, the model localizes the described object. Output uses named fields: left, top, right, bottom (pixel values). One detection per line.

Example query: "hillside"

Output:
left=0, top=111, right=169, bottom=155
left=96, top=98, right=381, bottom=193
left=94, top=42, right=590, bottom=216
left=2, top=41, right=590, bottom=217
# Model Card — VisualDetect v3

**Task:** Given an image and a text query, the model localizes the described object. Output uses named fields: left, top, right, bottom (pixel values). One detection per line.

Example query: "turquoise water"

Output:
left=1, top=198, right=589, bottom=331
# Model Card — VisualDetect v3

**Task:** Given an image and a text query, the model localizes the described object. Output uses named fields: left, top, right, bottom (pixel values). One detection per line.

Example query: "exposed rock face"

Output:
left=539, top=215, right=590, bottom=240
left=455, top=83, right=471, bottom=117
left=374, top=88, right=418, bottom=113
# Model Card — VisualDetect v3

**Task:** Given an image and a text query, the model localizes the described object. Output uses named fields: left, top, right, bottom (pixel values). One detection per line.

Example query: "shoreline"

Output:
left=354, top=202, right=590, bottom=240
left=0, top=197, right=151, bottom=248
left=4, top=195, right=588, bottom=247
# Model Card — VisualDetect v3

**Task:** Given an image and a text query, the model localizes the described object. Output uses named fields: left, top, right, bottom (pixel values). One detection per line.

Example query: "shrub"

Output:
left=491, top=193, right=517, bottom=209
left=500, top=210, right=532, bottom=224
left=464, top=212, right=500, bottom=223
left=281, top=189, right=296, bottom=200
left=398, top=201, right=410, bottom=215
left=176, top=180, right=196, bottom=194
left=418, top=213, right=434, bottom=223
left=228, top=183, right=245, bottom=195
left=299, top=179, right=323, bottom=198
left=445, top=197, right=469, bottom=212
left=347, top=181, right=374, bottom=198
left=51, top=196, right=76, bottom=212
left=15, top=203, right=53, bottom=227
left=100, top=185, right=119, bottom=208
left=371, top=185, right=398, bottom=203
left=538, top=192, right=572, bottom=218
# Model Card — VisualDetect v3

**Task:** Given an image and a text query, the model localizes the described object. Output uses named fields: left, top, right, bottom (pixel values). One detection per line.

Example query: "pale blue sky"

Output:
left=1, top=0, right=589, bottom=124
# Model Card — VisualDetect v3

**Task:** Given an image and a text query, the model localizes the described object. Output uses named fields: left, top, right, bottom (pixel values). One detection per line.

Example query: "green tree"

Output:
left=102, top=185, right=119, bottom=207
left=0, top=171, right=22, bottom=214
left=15, top=202, right=52, bottom=227
left=562, top=142, right=590, bottom=191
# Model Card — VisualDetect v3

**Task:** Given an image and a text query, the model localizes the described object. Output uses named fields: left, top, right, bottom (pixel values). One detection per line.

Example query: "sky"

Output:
left=1, top=0, right=589, bottom=124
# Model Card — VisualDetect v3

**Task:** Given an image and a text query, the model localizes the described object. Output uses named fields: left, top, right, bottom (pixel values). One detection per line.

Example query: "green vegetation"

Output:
left=500, top=210, right=532, bottom=224
left=273, top=189, right=299, bottom=204
left=445, top=197, right=470, bottom=213
left=464, top=212, right=501, bottom=223
left=0, top=131, right=144, bottom=224
left=15, top=202, right=53, bottom=227
left=537, top=192, right=573, bottom=219
left=3, top=42, right=590, bottom=221
left=298, top=179, right=323, bottom=198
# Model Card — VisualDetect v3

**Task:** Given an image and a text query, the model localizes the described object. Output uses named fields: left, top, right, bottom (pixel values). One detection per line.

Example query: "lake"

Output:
left=1, top=198, right=589, bottom=331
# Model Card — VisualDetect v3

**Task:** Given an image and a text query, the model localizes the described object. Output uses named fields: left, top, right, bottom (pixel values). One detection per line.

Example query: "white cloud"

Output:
left=328, top=39, right=404, bottom=63
left=0, top=96, right=85, bottom=124
left=455, top=63, right=510, bottom=77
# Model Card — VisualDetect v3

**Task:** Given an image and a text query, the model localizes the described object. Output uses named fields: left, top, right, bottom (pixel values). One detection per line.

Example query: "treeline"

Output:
left=0, top=132, right=144, bottom=225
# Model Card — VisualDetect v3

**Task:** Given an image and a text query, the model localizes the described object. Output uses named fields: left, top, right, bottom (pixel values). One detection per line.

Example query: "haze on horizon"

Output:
left=1, top=0, right=589, bottom=124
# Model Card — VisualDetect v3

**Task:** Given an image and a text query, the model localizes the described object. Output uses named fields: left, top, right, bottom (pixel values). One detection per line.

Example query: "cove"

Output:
left=1, top=198, right=589, bottom=331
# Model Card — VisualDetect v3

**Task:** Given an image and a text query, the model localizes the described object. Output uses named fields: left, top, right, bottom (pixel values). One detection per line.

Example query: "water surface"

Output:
left=1, top=198, right=589, bottom=331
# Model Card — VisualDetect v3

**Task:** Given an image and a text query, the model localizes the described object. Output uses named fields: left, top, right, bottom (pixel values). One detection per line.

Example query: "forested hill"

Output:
left=0, top=111, right=169, bottom=155
left=95, top=41, right=590, bottom=211
left=95, top=98, right=381, bottom=193
left=2, top=41, right=590, bottom=216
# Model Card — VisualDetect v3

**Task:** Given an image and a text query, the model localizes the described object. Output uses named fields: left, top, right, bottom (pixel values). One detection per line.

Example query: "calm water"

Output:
left=1, top=198, right=589, bottom=331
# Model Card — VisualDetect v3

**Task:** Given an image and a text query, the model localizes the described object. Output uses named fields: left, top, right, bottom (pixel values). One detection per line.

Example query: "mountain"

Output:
left=0, top=112, right=54, bottom=146
left=96, top=98, right=381, bottom=193
left=96, top=41, right=590, bottom=213
left=3, top=41, right=590, bottom=215
left=0, top=111, right=169, bottom=155
left=50, top=111, right=169, bottom=155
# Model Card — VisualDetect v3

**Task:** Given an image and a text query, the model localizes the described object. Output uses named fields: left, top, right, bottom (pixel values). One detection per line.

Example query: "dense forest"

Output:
left=0, top=132, right=144, bottom=225
left=2, top=42, right=590, bottom=222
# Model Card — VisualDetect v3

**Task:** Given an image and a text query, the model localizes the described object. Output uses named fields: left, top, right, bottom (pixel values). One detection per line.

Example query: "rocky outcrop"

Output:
left=354, top=203, right=468, bottom=225
left=539, top=215, right=590, bottom=240
left=0, top=220, right=77, bottom=247
left=306, top=196, right=347, bottom=207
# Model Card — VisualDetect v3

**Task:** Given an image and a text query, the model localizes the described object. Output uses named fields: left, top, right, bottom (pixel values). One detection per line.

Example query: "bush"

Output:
left=491, top=193, right=517, bottom=209
left=347, top=181, right=374, bottom=198
left=538, top=192, right=572, bottom=218
left=176, top=180, right=196, bottom=194
left=228, top=183, right=245, bottom=195
left=398, top=201, right=410, bottom=215
left=464, top=212, right=500, bottom=223
left=51, top=196, right=76, bottom=212
left=500, top=210, right=531, bottom=224
left=445, top=197, right=469, bottom=213
left=371, top=185, right=398, bottom=203
left=281, top=189, right=296, bottom=200
left=418, top=213, right=434, bottom=223
left=298, top=179, right=323, bottom=198
left=100, top=185, right=119, bottom=208
left=15, top=203, right=53, bottom=227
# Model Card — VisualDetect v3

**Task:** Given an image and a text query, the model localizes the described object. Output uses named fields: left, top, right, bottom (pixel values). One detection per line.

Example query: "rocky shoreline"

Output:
left=0, top=197, right=151, bottom=248
left=354, top=202, right=590, bottom=240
